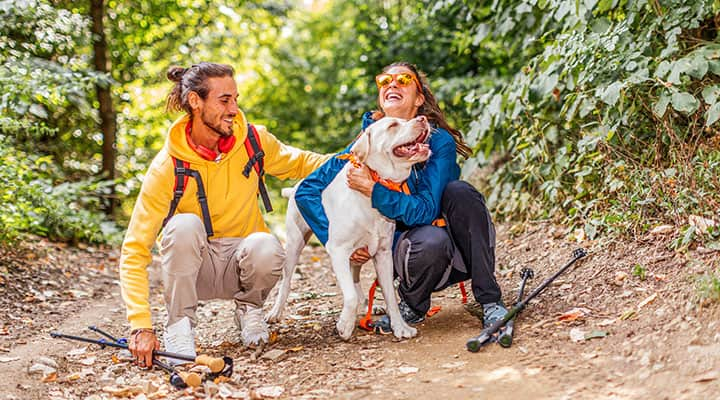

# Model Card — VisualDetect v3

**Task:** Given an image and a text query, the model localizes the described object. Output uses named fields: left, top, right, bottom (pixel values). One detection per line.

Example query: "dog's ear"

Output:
left=351, top=129, right=370, bottom=163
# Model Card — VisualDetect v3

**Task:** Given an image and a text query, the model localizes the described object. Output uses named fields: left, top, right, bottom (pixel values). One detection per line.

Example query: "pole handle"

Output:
left=178, top=371, right=202, bottom=387
left=195, top=354, right=225, bottom=373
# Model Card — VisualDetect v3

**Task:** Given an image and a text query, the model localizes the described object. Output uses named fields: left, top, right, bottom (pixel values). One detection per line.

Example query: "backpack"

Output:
left=161, top=123, right=272, bottom=238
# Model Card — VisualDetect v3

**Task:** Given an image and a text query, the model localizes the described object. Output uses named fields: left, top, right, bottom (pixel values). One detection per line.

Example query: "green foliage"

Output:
left=696, top=269, right=720, bottom=304
left=0, top=135, right=121, bottom=243
left=632, top=264, right=647, bottom=280
left=3, top=0, right=720, bottom=247
left=0, top=0, right=103, bottom=158
left=441, top=0, right=720, bottom=237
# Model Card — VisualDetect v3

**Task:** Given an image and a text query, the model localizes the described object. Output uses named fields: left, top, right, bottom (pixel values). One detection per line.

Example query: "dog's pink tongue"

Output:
left=394, top=142, right=430, bottom=158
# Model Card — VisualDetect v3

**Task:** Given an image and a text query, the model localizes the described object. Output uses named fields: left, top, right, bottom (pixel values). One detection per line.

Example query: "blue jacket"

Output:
left=295, top=112, right=461, bottom=245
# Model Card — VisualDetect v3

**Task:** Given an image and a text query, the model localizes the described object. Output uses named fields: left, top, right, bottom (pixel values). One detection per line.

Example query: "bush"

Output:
left=0, top=134, right=121, bottom=244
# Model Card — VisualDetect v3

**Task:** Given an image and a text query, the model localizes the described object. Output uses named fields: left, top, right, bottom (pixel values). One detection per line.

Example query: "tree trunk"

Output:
left=90, top=0, right=117, bottom=214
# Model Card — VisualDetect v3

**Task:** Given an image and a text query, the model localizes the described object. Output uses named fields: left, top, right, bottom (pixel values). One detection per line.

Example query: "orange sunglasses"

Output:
left=375, top=72, right=422, bottom=92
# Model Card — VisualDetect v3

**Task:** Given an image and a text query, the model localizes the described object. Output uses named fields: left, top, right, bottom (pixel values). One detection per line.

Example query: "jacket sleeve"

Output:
left=295, top=146, right=351, bottom=245
left=256, top=125, right=332, bottom=180
left=371, top=132, right=458, bottom=226
left=119, top=155, right=174, bottom=330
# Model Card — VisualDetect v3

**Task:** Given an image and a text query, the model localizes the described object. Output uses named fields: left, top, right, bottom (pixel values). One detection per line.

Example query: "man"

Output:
left=120, top=62, right=329, bottom=368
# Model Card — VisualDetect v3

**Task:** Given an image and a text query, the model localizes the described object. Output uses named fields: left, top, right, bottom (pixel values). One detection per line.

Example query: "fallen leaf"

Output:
left=637, top=293, right=658, bottom=309
left=650, top=225, right=674, bottom=234
left=268, top=331, right=279, bottom=345
left=688, top=215, right=717, bottom=235
left=558, top=307, right=591, bottom=322
left=214, top=375, right=232, bottom=384
left=620, top=309, right=636, bottom=320
left=66, top=373, right=81, bottom=381
left=102, top=385, right=144, bottom=397
left=584, top=330, right=608, bottom=340
left=79, top=356, right=96, bottom=366
left=254, top=385, right=284, bottom=398
left=67, top=347, right=87, bottom=357
left=598, top=318, right=617, bottom=327
left=694, top=370, right=719, bottom=382
left=111, top=354, right=119, bottom=364
left=0, top=356, right=20, bottom=363
left=287, top=346, right=303, bottom=352
left=41, top=372, right=57, bottom=383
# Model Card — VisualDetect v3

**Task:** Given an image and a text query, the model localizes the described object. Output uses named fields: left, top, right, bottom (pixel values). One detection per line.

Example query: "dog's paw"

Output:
left=265, top=304, right=283, bottom=323
left=392, top=322, right=417, bottom=339
left=336, top=316, right=356, bottom=340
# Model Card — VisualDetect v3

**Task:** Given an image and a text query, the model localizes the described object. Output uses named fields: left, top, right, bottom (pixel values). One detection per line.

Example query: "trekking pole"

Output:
left=466, top=248, right=587, bottom=352
left=496, top=267, right=534, bottom=348
left=49, top=331, right=226, bottom=373
left=85, top=326, right=200, bottom=388
left=51, top=325, right=202, bottom=389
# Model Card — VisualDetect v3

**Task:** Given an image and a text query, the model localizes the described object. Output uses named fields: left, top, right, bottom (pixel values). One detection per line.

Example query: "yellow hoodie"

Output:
left=120, top=112, right=329, bottom=330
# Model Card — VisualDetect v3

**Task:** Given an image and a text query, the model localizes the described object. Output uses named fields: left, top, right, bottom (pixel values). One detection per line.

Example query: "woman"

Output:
left=295, top=62, right=506, bottom=330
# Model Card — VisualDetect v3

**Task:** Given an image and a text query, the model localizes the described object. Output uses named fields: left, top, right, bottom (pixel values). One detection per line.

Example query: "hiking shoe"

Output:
left=482, top=301, right=508, bottom=328
left=235, top=304, right=269, bottom=347
left=463, top=301, right=484, bottom=321
left=163, top=317, right=196, bottom=366
left=371, top=300, right=425, bottom=334
left=398, top=300, right=426, bottom=324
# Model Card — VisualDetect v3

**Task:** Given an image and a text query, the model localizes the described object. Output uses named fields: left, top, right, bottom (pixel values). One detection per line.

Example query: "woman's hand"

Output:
left=350, top=246, right=371, bottom=266
left=347, top=163, right=374, bottom=197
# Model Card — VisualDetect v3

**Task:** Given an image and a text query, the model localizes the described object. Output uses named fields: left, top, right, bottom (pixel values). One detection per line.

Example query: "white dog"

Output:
left=266, top=116, right=432, bottom=340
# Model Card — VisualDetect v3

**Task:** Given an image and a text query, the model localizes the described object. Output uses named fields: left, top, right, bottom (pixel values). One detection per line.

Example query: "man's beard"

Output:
left=201, top=112, right=233, bottom=137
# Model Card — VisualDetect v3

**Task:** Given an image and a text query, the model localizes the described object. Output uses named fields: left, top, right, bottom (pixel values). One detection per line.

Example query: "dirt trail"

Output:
left=1, top=223, right=719, bottom=399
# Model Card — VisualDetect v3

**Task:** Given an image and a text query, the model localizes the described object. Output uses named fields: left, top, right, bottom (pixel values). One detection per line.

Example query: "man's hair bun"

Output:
left=167, top=66, right=187, bottom=82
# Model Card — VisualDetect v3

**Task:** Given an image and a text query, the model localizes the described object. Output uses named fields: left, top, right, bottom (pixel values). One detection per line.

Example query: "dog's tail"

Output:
left=281, top=187, right=297, bottom=199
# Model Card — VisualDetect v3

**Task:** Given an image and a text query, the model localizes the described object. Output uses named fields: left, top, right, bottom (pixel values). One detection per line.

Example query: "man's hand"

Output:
left=350, top=246, right=371, bottom=265
left=347, top=163, right=374, bottom=197
left=129, top=329, right=160, bottom=369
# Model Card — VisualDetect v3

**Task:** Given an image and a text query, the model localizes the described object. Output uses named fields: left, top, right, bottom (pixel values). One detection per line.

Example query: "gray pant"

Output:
left=160, top=213, right=284, bottom=327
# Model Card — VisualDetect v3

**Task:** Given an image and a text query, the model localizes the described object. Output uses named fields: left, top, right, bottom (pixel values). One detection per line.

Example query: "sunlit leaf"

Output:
left=670, top=92, right=699, bottom=115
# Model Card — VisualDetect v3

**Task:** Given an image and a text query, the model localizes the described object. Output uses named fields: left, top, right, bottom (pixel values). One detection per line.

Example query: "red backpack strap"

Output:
left=242, top=124, right=273, bottom=212
left=163, top=158, right=190, bottom=228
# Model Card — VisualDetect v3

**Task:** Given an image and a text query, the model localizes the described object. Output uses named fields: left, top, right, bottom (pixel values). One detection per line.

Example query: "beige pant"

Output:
left=160, top=213, right=284, bottom=327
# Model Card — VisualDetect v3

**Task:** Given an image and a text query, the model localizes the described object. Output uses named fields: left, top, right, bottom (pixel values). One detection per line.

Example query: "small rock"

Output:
left=398, top=366, right=418, bottom=375
left=27, top=363, right=56, bottom=376
left=142, top=380, right=158, bottom=394
left=613, top=271, right=628, bottom=286
left=253, top=385, right=284, bottom=398
left=204, top=381, right=219, bottom=396
left=569, top=328, right=586, bottom=342
left=261, top=349, right=287, bottom=361
left=32, top=356, right=58, bottom=369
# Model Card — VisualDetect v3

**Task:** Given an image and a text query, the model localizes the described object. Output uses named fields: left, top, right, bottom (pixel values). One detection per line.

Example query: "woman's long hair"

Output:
left=373, top=62, right=472, bottom=159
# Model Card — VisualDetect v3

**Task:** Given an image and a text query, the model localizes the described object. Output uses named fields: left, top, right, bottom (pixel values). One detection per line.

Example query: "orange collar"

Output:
left=336, top=153, right=409, bottom=194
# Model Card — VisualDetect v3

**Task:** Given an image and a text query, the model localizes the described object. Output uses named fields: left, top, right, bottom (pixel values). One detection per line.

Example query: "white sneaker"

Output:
left=163, top=317, right=196, bottom=365
left=235, top=305, right=269, bottom=346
